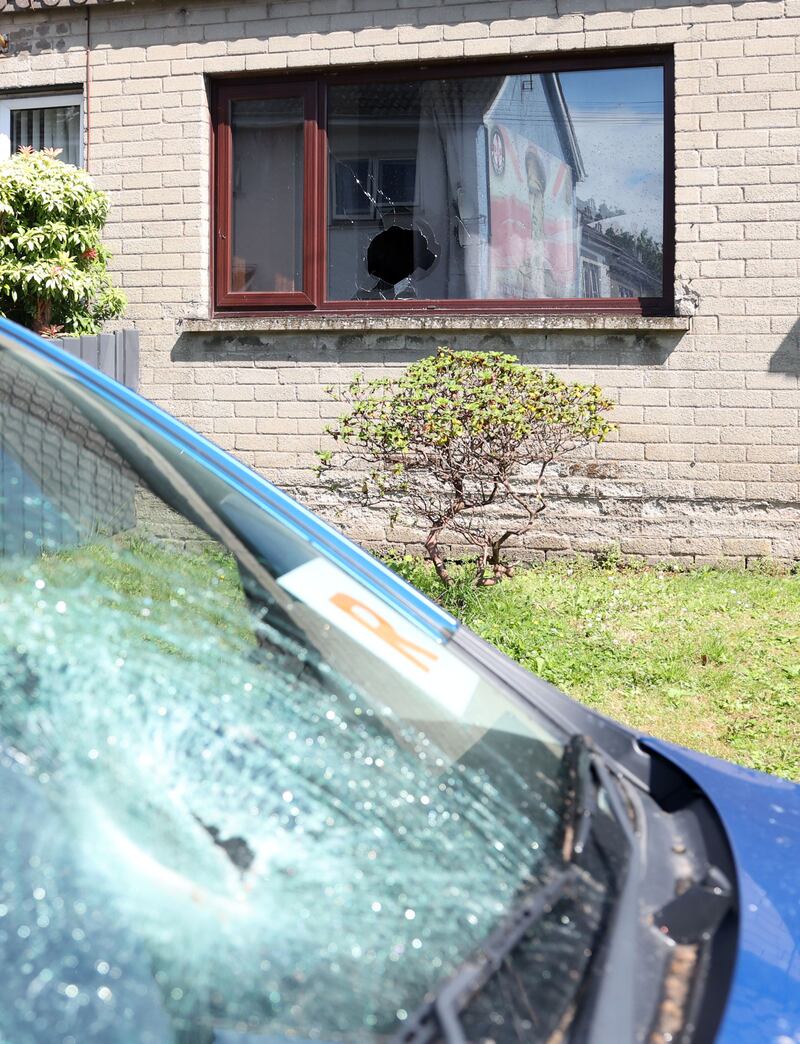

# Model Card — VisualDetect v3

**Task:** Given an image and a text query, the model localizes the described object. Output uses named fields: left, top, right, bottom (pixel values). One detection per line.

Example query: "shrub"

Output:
left=319, top=348, right=614, bottom=586
left=0, top=147, right=126, bottom=335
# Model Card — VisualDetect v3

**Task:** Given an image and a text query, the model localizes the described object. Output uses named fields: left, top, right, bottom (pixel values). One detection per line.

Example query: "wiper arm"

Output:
left=394, top=737, right=640, bottom=1044
left=395, top=867, right=579, bottom=1044
left=559, top=732, right=598, bottom=862
left=554, top=735, right=644, bottom=1043
left=581, top=753, right=641, bottom=1044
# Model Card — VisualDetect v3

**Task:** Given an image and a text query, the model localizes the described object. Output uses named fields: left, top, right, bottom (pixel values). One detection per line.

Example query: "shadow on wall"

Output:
left=2, top=0, right=757, bottom=63
left=770, top=321, right=800, bottom=375
left=170, top=329, right=684, bottom=370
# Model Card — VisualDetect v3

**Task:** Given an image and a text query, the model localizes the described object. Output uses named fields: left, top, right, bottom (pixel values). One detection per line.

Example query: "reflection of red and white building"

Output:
left=484, top=74, right=585, bottom=300
left=484, top=79, right=663, bottom=303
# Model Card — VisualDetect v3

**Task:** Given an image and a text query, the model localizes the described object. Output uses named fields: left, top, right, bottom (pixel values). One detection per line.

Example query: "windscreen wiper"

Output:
left=392, top=735, right=640, bottom=1044
left=393, top=735, right=601, bottom=1044
left=393, top=865, right=579, bottom=1044
left=560, top=732, right=598, bottom=862
left=580, top=752, right=640, bottom=1044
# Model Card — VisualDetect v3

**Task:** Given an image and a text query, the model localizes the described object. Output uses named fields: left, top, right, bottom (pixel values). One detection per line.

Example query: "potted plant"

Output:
left=0, top=147, right=137, bottom=387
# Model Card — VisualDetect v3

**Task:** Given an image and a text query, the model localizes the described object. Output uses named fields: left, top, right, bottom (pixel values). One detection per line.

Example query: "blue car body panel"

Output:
left=3, top=318, right=800, bottom=1042
left=644, top=739, right=800, bottom=1044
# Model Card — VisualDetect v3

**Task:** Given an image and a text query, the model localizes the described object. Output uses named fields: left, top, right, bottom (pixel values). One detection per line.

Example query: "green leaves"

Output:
left=325, top=349, right=614, bottom=461
left=0, top=149, right=125, bottom=334
left=321, top=349, right=615, bottom=587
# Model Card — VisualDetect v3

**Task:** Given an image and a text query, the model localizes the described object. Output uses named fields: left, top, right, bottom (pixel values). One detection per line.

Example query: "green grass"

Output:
left=389, top=557, right=800, bottom=781
left=16, top=534, right=800, bottom=781
left=39, top=535, right=240, bottom=601
left=13, top=535, right=251, bottom=657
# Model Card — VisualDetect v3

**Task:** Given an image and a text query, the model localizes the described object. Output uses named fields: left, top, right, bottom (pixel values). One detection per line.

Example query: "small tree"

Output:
left=0, top=147, right=126, bottom=335
left=319, top=349, right=614, bottom=587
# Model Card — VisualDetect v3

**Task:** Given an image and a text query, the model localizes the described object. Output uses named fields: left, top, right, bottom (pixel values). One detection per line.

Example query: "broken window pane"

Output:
left=0, top=344, right=590, bottom=1042
left=326, top=67, right=663, bottom=302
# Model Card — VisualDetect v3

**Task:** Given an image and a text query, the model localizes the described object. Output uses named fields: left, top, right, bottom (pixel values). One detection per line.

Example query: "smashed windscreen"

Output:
left=0, top=341, right=582, bottom=1042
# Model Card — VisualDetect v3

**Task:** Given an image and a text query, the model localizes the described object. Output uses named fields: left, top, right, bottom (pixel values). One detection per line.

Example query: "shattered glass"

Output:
left=458, top=878, right=609, bottom=1042
left=0, top=343, right=584, bottom=1043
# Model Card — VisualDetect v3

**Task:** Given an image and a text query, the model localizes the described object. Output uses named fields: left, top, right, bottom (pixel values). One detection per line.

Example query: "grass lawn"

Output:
left=21, top=534, right=800, bottom=781
left=391, top=557, right=800, bottom=782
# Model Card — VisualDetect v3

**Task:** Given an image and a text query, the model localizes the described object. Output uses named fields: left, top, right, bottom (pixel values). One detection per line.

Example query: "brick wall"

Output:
left=2, top=0, right=799, bottom=566
left=0, top=346, right=137, bottom=554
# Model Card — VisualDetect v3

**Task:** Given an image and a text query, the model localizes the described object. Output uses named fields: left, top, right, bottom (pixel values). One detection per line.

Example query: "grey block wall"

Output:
left=3, top=0, right=799, bottom=565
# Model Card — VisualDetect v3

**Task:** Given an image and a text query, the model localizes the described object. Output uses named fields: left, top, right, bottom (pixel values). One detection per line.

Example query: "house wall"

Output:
left=1, top=0, right=799, bottom=566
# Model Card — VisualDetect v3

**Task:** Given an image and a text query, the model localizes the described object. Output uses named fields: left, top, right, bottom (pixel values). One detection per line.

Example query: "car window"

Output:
left=0, top=342, right=580, bottom=1042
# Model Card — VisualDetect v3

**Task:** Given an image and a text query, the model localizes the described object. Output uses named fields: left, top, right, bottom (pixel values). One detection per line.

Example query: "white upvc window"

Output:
left=0, top=92, right=84, bottom=165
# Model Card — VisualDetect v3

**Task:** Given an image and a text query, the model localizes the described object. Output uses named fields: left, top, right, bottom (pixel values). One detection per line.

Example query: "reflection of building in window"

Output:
left=484, top=74, right=584, bottom=301
left=325, top=74, right=587, bottom=301
left=332, top=155, right=417, bottom=221
left=581, top=259, right=603, bottom=298
left=214, top=60, right=666, bottom=309
left=332, top=158, right=373, bottom=220
left=327, top=82, right=434, bottom=299
left=578, top=217, right=662, bottom=300
left=377, top=158, right=416, bottom=208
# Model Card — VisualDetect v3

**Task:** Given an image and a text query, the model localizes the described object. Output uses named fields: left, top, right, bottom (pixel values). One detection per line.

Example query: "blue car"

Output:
left=0, top=316, right=798, bottom=1044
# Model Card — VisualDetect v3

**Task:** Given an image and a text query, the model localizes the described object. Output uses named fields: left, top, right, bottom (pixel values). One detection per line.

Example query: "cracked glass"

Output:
left=326, top=68, right=664, bottom=303
left=0, top=342, right=579, bottom=1043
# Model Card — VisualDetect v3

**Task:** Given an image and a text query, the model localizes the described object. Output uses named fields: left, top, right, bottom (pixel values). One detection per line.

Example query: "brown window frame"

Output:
left=213, top=81, right=323, bottom=309
left=211, top=50, right=674, bottom=317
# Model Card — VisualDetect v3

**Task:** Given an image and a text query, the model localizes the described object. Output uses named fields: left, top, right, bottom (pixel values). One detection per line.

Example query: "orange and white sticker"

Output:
left=278, top=558, right=478, bottom=716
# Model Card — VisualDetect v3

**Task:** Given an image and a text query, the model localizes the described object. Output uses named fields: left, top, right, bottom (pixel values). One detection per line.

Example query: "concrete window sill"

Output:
left=179, top=314, right=691, bottom=335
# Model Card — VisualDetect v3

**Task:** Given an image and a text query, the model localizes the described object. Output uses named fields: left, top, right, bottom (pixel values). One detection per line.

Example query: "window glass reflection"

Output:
left=231, top=96, right=304, bottom=294
left=327, top=68, right=663, bottom=302
left=11, top=104, right=81, bottom=166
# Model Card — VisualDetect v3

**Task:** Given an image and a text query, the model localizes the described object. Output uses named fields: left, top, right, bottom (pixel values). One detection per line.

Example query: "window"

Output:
left=332, top=155, right=417, bottom=222
left=582, top=260, right=603, bottom=299
left=0, top=92, right=84, bottom=166
left=212, top=54, right=672, bottom=315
